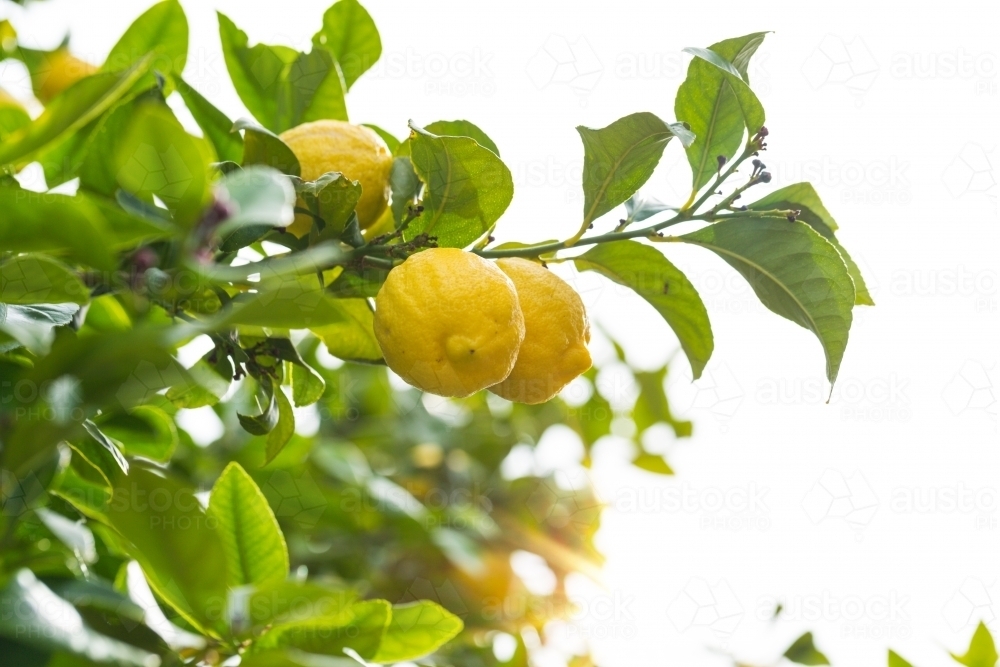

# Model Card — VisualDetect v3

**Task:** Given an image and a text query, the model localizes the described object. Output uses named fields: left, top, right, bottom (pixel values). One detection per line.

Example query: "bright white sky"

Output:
left=1, top=1, right=998, bottom=665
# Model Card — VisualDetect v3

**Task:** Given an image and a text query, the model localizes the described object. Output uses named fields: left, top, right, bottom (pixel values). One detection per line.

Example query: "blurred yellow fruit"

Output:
left=279, top=120, right=393, bottom=238
left=490, top=258, right=591, bottom=404
left=35, top=49, right=97, bottom=103
left=373, top=248, right=525, bottom=398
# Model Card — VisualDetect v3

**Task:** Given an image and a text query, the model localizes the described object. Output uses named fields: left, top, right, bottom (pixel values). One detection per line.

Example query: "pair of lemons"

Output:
left=281, top=120, right=592, bottom=404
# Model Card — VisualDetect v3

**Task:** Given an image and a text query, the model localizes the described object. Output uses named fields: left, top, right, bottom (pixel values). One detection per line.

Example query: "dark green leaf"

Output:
left=678, top=219, right=854, bottom=386
left=577, top=112, right=684, bottom=229
left=265, top=387, right=296, bottom=464
left=239, top=380, right=279, bottom=436
left=372, top=601, right=464, bottom=663
left=296, top=171, right=362, bottom=239
left=748, top=182, right=873, bottom=306
left=784, top=632, right=830, bottom=665
left=675, top=33, right=767, bottom=191
left=208, top=462, right=289, bottom=587
left=103, top=0, right=188, bottom=78
left=235, top=117, right=301, bottom=176
left=389, top=156, right=421, bottom=227
left=0, top=254, right=88, bottom=305
left=0, top=570, right=157, bottom=666
left=406, top=122, right=514, bottom=248
left=174, top=75, right=244, bottom=163
left=312, top=0, right=382, bottom=90
left=574, top=240, right=713, bottom=380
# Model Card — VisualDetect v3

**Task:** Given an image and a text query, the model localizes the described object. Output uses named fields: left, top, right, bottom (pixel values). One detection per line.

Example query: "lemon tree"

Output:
left=0, top=1, right=895, bottom=666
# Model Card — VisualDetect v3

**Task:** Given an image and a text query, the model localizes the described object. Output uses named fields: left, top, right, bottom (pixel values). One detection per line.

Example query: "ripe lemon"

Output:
left=489, top=258, right=591, bottom=404
left=374, top=248, right=525, bottom=398
left=279, top=120, right=393, bottom=238
left=35, top=49, right=98, bottom=103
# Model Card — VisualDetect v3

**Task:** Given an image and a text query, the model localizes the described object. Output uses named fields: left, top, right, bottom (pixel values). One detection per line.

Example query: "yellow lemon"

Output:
left=279, top=120, right=393, bottom=238
left=374, top=248, right=525, bottom=398
left=489, top=258, right=591, bottom=404
left=35, top=49, right=98, bottom=103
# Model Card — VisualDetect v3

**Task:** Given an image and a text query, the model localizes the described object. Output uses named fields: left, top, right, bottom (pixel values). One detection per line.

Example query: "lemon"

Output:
left=35, top=49, right=97, bottom=103
left=279, top=120, right=393, bottom=238
left=489, top=258, right=591, bottom=404
left=374, top=248, right=525, bottom=398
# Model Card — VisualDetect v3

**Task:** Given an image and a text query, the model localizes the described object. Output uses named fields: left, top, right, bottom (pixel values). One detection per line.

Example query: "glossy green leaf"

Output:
left=231, top=580, right=356, bottom=636
left=678, top=219, right=855, bottom=385
left=0, top=254, right=88, bottom=305
left=209, top=462, right=289, bottom=588
left=174, top=75, right=244, bottom=163
left=0, top=570, right=157, bottom=667
left=574, top=240, right=713, bottom=380
left=239, top=379, right=280, bottom=436
left=309, top=298, right=382, bottom=363
left=425, top=119, right=500, bottom=155
left=406, top=122, right=514, bottom=248
left=91, top=405, right=178, bottom=462
left=102, top=463, right=229, bottom=635
left=312, top=0, right=382, bottom=90
left=296, top=171, right=362, bottom=239
left=266, top=387, right=296, bottom=464
left=219, top=13, right=347, bottom=134
left=784, top=632, right=830, bottom=665
left=577, top=112, right=686, bottom=229
left=291, top=362, right=326, bottom=406
left=82, top=419, right=129, bottom=476
left=888, top=650, right=915, bottom=667
left=951, top=622, right=998, bottom=667
left=235, top=117, right=301, bottom=176
left=748, top=182, right=873, bottom=305
left=0, top=57, right=152, bottom=172
left=253, top=599, right=390, bottom=659
left=34, top=507, right=97, bottom=563
left=0, top=303, right=78, bottom=354
left=372, top=601, right=464, bottom=663
left=675, top=33, right=767, bottom=191
left=103, top=0, right=188, bottom=78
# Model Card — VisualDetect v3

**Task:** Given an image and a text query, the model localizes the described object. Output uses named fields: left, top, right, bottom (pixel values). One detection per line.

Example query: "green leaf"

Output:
left=254, top=599, right=391, bottom=660
left=266, top=387, right=296, bottom=464
left=0, top=254, right=88, bottom=305
left=216, top=165, right=296, bottom=244
left=951, top=622, right=998, bottom=667
left=631, top=451, right=673, bottom=475
left=34, top=507, right=97, bottom=563
left=425, top=119, right=501, bottom=156
left=91, top=405, right=178, bottom=462
left=624, top=194, right=676, bottom=224
left=103, top=0, right=188, bottom=78
left=0, top=303, right=79, bottom=354
left=748, top=182, right=873, bottom=305
left=372, top=601, right=464, bottom=663
left=632, top=366, right=692, bottom=437
left=577, top=112, right=686, bottom=229
left=239, top=379, right=280, bottom=436
left=291, top=362, right=326, bottom=406
left=82, top=419, right=129, bottom=476
left=312, top=0, right=382, bottom=90
left=231, top=580, right=356, bottom=637
left=675, top=33, right=767, bottom=191
left=405, top=122, right=514, bottom=248
left=389, top=156, right=421, bottom=227
left=174, top=75, right=244, bottom=163
left=111, top=99, right=216, bottom=227
left=235, top=117, right=301, bottom=176
left=888, top=650, right=916, bottom=667
left=0, top=570, right=158, bottom=667
left=101, top=463, right=229, bottom=635
left=218, top=13, right=347, bottom=134
left=677, top=219, right=855, bottom=386
left=327, top=266, right=388, bottom=298
left=574, top=240, right=713, bottom=380
left=0, top=89, right=30, bottom=140
left=296, top=171, right=362, bottom=239
left=309, top=298, right=382, bottom=363
left=208, top=462, right=289, bottom=588
left=0, top=57, right=153, bottom=172
left=783, top=632, right=830, bottom=665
